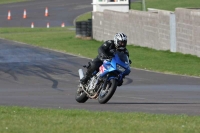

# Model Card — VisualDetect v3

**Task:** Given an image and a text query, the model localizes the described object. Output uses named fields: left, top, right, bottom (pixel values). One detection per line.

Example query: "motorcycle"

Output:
left=75, top=51, right=131, bottom=104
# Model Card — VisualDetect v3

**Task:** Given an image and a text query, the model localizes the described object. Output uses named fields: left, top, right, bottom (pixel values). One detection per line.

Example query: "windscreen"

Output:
left=116, top=51, right=129, bottom=63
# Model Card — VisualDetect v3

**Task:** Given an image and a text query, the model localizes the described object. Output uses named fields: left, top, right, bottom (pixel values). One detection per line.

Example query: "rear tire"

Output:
left=98, top=79, right=118, bottom=104
left=75, top=87, right=88, bottom=103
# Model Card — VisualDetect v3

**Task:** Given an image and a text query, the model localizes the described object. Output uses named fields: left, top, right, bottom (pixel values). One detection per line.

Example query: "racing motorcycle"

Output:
left=75, top=50, right=131, bottom=104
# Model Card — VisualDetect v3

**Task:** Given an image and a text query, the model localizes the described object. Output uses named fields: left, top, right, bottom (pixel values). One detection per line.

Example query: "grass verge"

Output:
left=0, top=106, right=200, bottom=133
left=0, top=27, right=200, bottom=77
left=75, top=12, right=92, bottom=22
left=0, top=0, right=28, bottom=4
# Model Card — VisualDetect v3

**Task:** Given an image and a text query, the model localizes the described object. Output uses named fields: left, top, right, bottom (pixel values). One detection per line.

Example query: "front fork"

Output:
left=102, top=75, right=109, bottom=90
left=103, top=73, right=120, bottom=89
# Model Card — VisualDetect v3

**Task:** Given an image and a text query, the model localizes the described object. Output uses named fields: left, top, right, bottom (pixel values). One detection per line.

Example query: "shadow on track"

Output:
left=0, top=60, right=79, bottom=89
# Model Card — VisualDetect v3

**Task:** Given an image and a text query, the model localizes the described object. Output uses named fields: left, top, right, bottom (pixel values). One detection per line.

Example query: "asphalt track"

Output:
left=0, top=0, right=93, bottom=27
left=0, top=0, right=200, bottom=115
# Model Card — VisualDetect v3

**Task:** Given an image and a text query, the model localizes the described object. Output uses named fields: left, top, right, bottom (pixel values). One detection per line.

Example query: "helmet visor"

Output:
left=118, top=40, right=127, bottom=47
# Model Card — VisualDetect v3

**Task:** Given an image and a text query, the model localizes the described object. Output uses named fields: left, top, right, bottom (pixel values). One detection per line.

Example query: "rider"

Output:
left=80, top=32, right=131, bottom=86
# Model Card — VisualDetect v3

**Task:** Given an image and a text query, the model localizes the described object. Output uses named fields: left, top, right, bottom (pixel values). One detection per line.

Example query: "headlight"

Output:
left=117, top=64, right=126, bottom=72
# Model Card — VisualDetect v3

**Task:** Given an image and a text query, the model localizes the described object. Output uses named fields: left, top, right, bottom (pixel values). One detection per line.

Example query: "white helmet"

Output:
left=114, top=32, right=127, bottom=49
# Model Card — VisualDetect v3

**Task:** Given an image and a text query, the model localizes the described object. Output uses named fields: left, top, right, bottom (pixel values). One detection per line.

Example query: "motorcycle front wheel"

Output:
left=75, top=86, right=88, bottom=103
left=98, top=79, right=118, bottom=104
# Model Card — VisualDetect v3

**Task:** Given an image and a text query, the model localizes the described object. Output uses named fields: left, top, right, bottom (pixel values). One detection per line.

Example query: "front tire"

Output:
left=98, top=79, right=118, bottom=104
left=75, top=87, right=88, bottom=103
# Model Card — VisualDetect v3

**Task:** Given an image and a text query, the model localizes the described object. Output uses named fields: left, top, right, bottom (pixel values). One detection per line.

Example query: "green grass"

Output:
left=131, top=0, right=200, bottom=11
left=0, top=0, right=28, bottom=4
left=0, top=28, right=98, bottom=58
left=0, top=106, right=200, bottom=133
left=75, top=12, right=92, bottom=22
left=0, top=27, right=200, bottom=77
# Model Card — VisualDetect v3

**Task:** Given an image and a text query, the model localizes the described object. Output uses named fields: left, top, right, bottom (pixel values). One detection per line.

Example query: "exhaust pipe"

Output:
left=78, top=69, right=84, bottom=79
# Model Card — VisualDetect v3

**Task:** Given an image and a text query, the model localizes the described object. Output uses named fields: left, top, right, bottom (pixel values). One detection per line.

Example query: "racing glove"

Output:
left=129, top=60, right=132, bottom=64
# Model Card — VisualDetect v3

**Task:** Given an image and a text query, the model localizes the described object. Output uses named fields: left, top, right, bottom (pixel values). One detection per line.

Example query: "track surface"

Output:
left=0, top=0, right=200, bottom=115
left=0, top=0, right=92, bottom=27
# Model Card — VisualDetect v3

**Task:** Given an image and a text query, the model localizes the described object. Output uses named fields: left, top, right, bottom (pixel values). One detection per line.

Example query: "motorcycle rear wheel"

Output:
left=75, top=87, right=88, bottom=103
left=98, top=79, right=117, bottom=104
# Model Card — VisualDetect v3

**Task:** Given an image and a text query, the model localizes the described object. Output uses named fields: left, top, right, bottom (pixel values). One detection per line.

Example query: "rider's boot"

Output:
left=80, top=75, right=90, bottom=85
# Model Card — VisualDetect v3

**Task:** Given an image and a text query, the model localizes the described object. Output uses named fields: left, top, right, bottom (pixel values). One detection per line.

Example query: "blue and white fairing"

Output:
left=99, top=51, right=131, bottom=81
